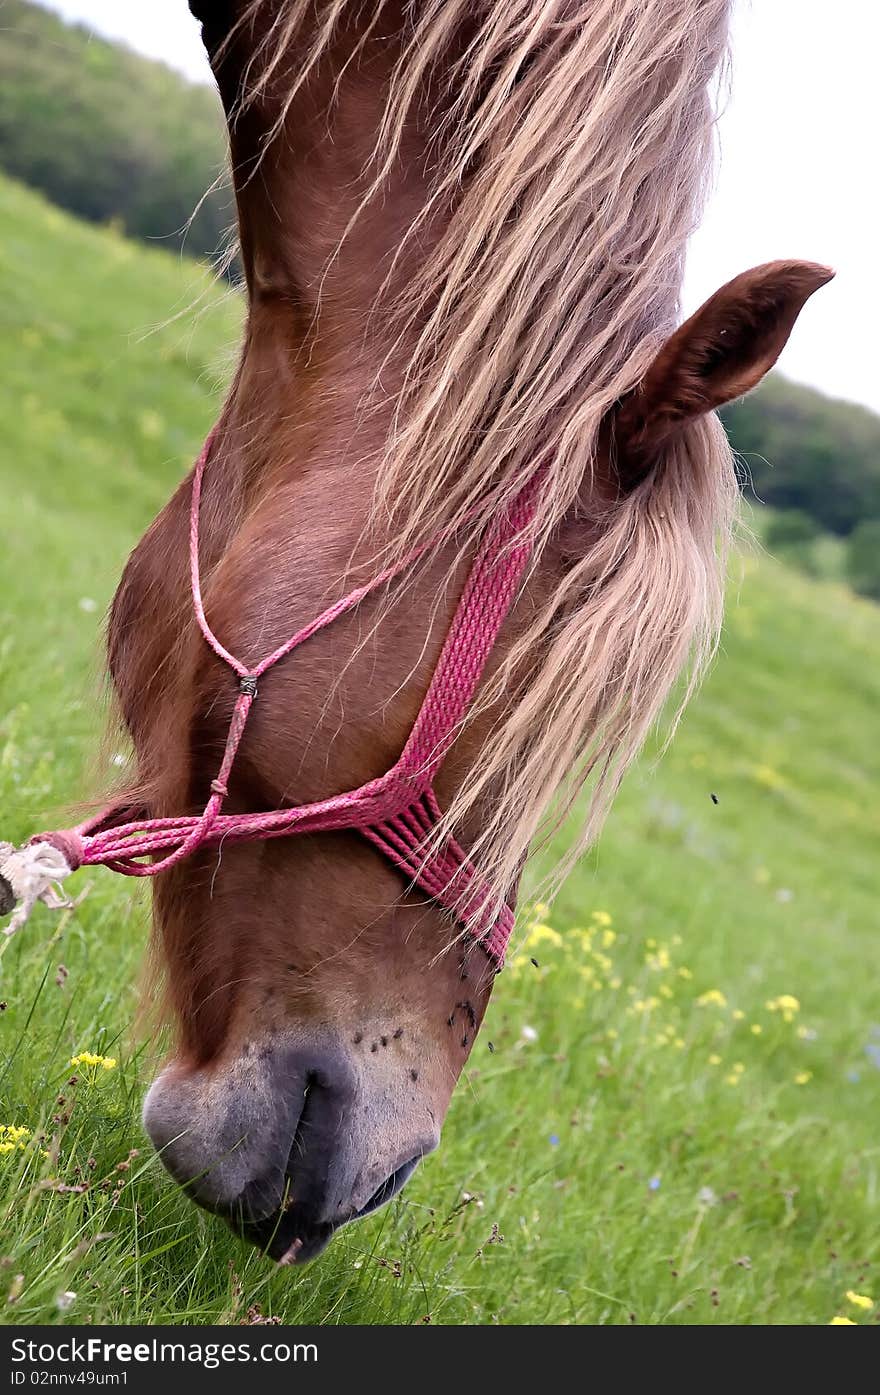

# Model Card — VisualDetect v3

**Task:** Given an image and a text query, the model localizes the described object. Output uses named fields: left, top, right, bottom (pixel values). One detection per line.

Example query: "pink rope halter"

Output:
left=27, top=435, right=539, bottom=966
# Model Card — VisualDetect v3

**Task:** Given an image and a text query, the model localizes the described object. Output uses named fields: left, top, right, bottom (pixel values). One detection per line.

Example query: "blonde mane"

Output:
left=228, top=0, right=738, bottom=911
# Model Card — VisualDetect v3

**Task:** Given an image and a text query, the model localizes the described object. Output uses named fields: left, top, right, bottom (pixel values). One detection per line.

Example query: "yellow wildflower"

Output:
left=697, top=989, right=727, bottom=1008
left=732, top=1009, right=745, bottom=1021
left=609, top=977, right=622, bottom=991
left=646, top=945, right=671, bottom=972
left=659, top=984, right=673, bottom=999
left=750, top=1024, right=763, bottom=1036
left=605, top=1029, right=618, bottom=1041
left=591, top=911, right=612, bottom=927
left=69, top=1052, right=117, bottom=1073
left=845, top=1291, right=873, bottom=1311
left=794, top=1071, right=812, bottom=1086
left=0, top=1125, right=32, bottom=1156
left=829, top=1316, right=856, bottom=1325
left=629, top=997, right=659, bottom=1016
left=766, top=994, right=801, bottom=1023
left=673, top=1038, right=685, bottom=1049
left=677, top=966, right=693, bottom=980
left=752, top=764, right=788, bottom=791
left=709, top=1054, right=722, bottom=1066
left=526, top=922, right=563, bottom=949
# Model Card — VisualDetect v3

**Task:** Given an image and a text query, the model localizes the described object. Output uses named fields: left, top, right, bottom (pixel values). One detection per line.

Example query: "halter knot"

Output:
left=238, top=675, right=258, bottom=697
left=31, top=829, right=85, bottom=872
left=0, top=831, right=85, bottom=936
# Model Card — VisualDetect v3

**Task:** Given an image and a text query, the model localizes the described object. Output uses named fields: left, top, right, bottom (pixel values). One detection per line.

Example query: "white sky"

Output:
left=35, top=0, right=880, bottom=413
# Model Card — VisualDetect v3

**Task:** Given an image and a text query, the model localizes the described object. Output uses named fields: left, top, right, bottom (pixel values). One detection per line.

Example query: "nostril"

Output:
left=355, top=1156, right=421, bottom=1218
left=146, top=1040, right=435, bottom=1263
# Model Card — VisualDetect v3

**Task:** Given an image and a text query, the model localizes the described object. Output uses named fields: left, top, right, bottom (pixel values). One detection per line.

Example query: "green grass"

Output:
left=1, top=174, right=879, bottom=1326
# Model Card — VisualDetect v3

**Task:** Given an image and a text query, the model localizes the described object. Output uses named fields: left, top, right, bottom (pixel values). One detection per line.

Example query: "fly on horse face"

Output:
left=0, top=0, right=831, bottom=1264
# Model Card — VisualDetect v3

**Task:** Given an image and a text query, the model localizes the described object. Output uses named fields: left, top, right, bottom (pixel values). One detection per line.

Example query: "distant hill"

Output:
left=0, top=0, right=231, bottom=262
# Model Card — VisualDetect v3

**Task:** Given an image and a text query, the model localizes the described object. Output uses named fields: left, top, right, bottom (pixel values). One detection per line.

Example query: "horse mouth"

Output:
left=353, top=1156, right=421, bottom=1217
left=241, top=1156, right=423, bottom=1265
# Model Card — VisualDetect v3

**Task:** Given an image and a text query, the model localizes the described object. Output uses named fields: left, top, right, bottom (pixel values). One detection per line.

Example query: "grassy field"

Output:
left=1, top=175, right=878, bottom=1326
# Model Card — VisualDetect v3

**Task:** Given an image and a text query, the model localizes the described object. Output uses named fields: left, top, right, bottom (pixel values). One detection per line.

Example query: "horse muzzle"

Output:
left=142, top=1032, right=440, bottom=1263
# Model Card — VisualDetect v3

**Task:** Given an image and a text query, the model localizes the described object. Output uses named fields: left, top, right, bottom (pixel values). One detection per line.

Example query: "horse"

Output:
left=16, top=0, right=832, bottom=1264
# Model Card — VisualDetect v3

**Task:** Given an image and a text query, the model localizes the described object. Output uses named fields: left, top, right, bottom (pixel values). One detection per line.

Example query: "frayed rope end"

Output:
left=0, top=839, right=79, bottom=936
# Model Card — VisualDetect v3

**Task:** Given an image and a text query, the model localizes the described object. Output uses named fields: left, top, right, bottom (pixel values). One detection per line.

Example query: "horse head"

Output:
left=104, top=0, right=831, bottom=1260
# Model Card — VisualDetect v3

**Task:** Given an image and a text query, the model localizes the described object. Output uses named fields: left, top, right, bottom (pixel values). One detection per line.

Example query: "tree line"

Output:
left=721, top=377, right=880, bottom=599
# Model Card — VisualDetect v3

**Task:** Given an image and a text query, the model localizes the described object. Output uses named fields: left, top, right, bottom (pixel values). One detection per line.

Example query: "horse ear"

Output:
left=189, top=3, right=246, bottom=108
left=614, top=260, right=834, bottom=488
left=188, top=2, right=236, bottom=48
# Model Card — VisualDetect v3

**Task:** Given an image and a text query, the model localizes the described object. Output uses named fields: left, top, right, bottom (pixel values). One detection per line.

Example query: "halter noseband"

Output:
left=1, top=434, right=539, bottom=966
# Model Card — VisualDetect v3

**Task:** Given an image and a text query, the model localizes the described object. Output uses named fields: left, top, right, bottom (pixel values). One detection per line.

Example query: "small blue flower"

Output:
left=847, top=1070, right=861, bottom=1083
left=549, top=1133, right=560, bottom=1147
left=864, top=1043, right=880, bottom=1071
left=648, top=1175, right=661, bottom=1191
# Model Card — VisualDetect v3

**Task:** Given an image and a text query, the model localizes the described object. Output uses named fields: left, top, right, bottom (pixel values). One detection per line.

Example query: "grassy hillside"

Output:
left=0, top=174, right=878, bottom=1326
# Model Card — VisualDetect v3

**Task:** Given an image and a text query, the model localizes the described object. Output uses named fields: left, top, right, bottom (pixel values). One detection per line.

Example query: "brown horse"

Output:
left=105, top=0, right=830, bottom=1262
